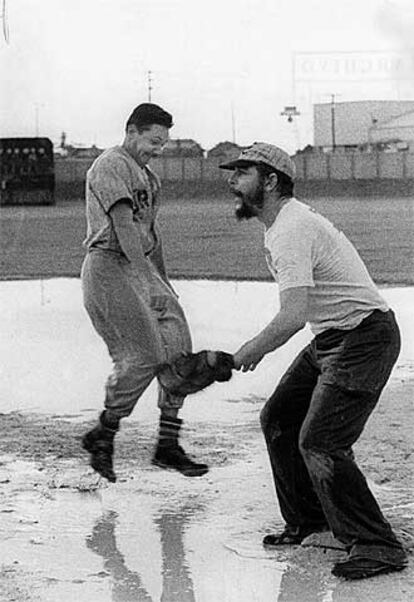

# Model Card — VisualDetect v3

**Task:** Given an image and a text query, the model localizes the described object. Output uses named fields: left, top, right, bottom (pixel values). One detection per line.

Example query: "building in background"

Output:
left=368, top=110, right=414, bottom=151
left=53, top=132, right=104, bottom=160
left=207, top=141, right=244, bottom=161
left=162, top=138, right=204, bottom=158
left=313, top=100, right=414, bottom=151
left=65, top=145, right=103, bottom=159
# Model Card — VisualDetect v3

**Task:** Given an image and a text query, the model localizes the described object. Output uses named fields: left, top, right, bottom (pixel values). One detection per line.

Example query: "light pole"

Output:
left=281, top=105, right=300, bottom=123
left=280, top=105, right=301, bottom=150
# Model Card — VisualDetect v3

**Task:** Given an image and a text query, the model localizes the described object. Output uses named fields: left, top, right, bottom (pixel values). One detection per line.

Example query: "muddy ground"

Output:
left=0, top=374, right=413, bottom=601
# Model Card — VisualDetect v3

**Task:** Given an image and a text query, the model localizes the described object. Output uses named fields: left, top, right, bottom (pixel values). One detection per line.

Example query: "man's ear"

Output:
left=126, top=123, right=139, bottom=135
left=265, top=172, right=279, bottom=192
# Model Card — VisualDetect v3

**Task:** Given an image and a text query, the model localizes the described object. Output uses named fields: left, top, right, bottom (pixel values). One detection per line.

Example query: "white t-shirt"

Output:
left=264, top=198, right=388, bottom=335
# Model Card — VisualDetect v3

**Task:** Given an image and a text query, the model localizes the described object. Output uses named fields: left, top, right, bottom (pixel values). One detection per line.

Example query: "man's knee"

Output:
left=298, top=427, right=317, bottom=456
left=260, top=403, right=284, bottom=445
left=260, top=383, right=294, bottom=432
left=299, top=430, right=355, bottom=483
left=105, top=355, right=156, bottom=406
left=108, top=355, right=149, bottom=382
left=299, top=433, right=334, bottom=482
left=259, top=401, right=275, bottom=435
left=157, top=385, right=185, bottom=412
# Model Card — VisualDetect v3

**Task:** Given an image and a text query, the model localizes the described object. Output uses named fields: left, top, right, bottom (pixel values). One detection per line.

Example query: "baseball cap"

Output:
left=219, top=142, right=296, bottom=180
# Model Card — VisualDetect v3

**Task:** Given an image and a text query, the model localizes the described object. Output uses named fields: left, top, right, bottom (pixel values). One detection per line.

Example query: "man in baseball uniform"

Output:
left=81, top=103, right=208, bottom=482
left=220, top=142, right=407, bottom=579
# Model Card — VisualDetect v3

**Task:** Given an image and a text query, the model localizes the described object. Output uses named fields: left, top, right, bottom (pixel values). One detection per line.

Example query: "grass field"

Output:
left=1, top=195, right=413, bottom=284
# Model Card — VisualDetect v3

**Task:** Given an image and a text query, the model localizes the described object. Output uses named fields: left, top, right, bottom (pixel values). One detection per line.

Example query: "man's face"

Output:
left=127, top=124, right=169, bottom=166
left=228, top=165, right=265, bottom=220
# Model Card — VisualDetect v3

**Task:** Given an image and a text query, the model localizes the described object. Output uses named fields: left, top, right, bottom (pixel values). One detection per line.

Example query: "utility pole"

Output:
left=147, top=70, right=153, bottom=102
left=322, top=93, right=341, bottom=151
left=231, top=101, right=236, bottom=143
left=1, top=0, right=9, bottom=44
left=330, top=94, right=336, bottom=151
left=34, top=104, right=40, bottom=136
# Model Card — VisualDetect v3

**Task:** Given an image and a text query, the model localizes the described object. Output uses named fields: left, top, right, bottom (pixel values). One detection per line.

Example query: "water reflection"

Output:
left=277, top=564, right=330, bottom=602
left=86, top=510, right=152, bottom=601
left=154, top=506, right=198, bottom=602
left=86, top=505, right=198, bottom=602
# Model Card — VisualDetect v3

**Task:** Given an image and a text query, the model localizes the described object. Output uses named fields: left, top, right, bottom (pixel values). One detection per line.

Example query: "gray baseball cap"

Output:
left=219, top=142, right=296, bottom=180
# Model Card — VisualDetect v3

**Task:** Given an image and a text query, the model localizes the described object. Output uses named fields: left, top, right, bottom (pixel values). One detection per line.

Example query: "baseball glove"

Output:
left=158, top=350, right=234, bottom=396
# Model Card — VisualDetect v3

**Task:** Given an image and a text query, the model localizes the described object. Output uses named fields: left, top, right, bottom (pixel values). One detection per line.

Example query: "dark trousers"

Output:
left=260, top=309, right=406, bottom=562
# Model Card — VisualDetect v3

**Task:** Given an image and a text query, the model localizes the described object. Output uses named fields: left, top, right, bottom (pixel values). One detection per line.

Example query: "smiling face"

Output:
left=227, top=164, right=266, bottom=220
left=124, top=123, right=169, bottom=166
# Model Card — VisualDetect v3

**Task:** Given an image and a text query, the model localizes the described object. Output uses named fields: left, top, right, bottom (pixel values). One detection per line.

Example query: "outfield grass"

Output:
left=1, top=195, right=413, bottom=284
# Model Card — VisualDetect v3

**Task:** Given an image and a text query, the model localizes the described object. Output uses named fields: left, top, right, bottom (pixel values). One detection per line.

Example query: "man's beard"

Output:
left=234, top=183, right=265, bottom=221
left=235, top=199, right=256, bottom=220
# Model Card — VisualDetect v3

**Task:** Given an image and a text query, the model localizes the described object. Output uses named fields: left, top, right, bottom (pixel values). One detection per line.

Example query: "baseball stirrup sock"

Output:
left=101, top=410, right=120, bottom=431
left=158, top=417, right=182, bottom=446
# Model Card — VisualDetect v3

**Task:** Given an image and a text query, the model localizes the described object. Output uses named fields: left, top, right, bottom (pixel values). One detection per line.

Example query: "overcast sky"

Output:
left=1, top=0, right=413, bottom=152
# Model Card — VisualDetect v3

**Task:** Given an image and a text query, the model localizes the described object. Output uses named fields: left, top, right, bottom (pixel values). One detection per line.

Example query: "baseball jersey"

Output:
left=264, top=198, right=389, bottom=335
left=83, top=146, right=161, bottom=255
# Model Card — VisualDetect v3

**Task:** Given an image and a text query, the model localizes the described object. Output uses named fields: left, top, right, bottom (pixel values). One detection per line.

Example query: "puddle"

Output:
left=0, top=279, right=413, bottom=418
left=1, top=454, right=410, bottom=602
left=0, top=457, right=291, bottom=602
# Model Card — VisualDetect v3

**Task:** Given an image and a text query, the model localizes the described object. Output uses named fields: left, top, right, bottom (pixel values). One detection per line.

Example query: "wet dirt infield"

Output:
left=0, top=279, right=413, bottom=601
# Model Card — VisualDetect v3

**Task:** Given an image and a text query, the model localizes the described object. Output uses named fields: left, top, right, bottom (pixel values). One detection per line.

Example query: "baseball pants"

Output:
left=81, top=249, right=192, bottom=417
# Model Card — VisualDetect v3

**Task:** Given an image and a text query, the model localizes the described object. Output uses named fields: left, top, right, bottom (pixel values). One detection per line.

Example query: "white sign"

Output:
left=294, top=51, right=414, bottom=82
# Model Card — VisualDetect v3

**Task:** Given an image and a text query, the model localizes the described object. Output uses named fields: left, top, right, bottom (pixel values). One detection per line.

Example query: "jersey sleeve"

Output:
left=88, top=155, right=133, bottom=214
left=268, top=224, right=315, bottom=291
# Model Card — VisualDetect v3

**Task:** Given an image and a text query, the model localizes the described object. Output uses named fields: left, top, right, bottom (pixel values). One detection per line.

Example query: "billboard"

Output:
left=294, top=50, right=414, bottom=84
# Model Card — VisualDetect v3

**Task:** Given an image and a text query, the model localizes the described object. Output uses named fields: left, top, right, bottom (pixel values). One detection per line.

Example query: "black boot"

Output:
left=82, top=411, right=119, bottom=483
left=152, top=416, right=208, bottom=477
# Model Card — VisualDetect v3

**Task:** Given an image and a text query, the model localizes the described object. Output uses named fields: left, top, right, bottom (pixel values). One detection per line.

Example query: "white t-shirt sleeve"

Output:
left=267, top=223, right=315, bottom=291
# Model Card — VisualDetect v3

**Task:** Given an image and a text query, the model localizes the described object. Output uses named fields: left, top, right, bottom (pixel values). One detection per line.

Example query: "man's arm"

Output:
left=109, top=199, right=155, bottom=302
left=233, top=286, right=309, bottom=372
left=149, top=235, right=179, bottom=297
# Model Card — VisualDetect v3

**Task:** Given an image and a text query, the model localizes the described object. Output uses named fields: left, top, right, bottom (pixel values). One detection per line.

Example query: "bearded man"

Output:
left=219, top=142, right=407, bottom=580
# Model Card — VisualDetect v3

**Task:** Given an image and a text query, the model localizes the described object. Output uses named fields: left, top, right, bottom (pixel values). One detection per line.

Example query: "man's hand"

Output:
left=234, top=287, right=309, bottom=373
left=233, top=340, right=265, bottom=372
